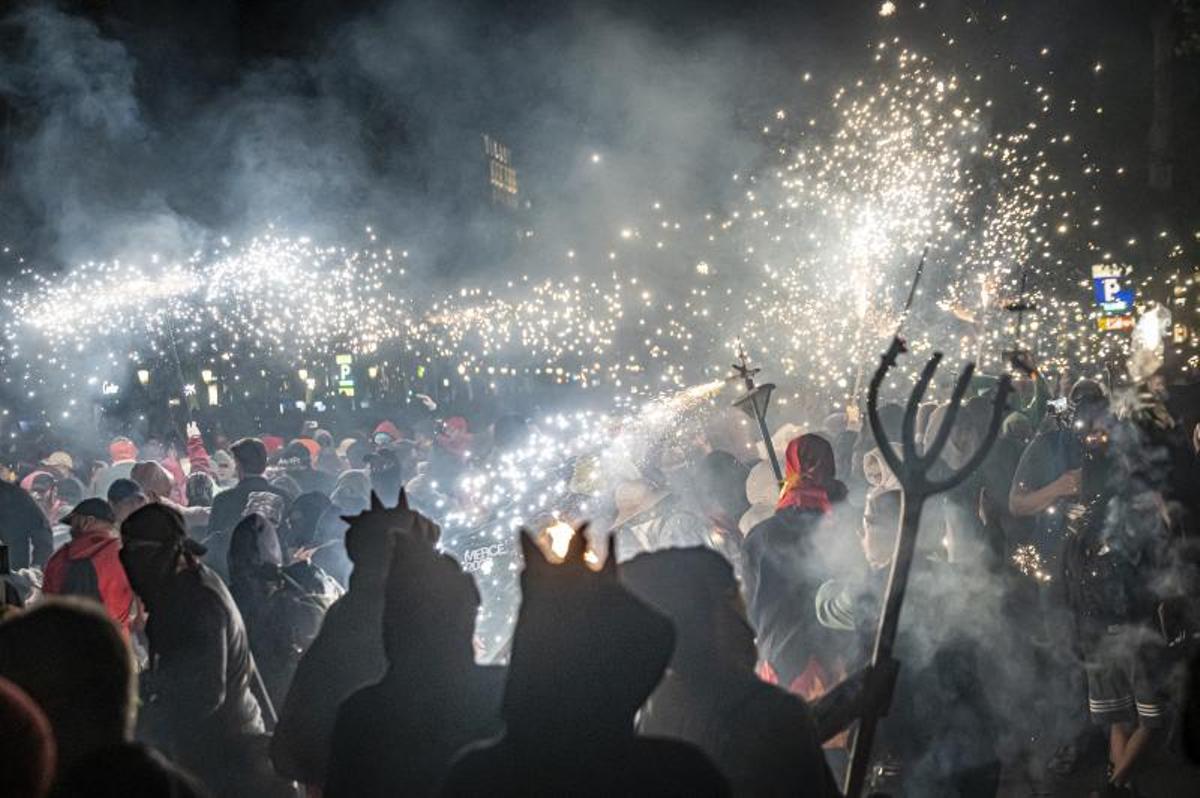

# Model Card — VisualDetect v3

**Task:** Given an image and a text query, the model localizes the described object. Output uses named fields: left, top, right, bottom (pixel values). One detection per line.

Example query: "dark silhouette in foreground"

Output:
left=0, top=598, right=211, bottom=797
left=0, top=673, right=55, bottom=798
left=325, top=530, right=503, bottom=797
left=623, top=547, right=841, bottom=798
left=439, top=529, right=730, bottom=797
left=271, top=488, right=440, bottom=791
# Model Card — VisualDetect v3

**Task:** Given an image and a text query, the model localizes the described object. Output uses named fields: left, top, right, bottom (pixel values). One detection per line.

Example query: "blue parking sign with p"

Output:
left=1091, top=266, right=1134, bottom=315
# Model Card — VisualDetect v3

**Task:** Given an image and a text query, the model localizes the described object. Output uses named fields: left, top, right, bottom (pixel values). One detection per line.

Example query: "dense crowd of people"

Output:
left=3, top=360, right=1200, bottom=797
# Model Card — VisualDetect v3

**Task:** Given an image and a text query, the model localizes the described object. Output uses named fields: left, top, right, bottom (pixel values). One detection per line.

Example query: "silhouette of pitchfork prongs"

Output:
left=844, top=335, right=1012, bottom=797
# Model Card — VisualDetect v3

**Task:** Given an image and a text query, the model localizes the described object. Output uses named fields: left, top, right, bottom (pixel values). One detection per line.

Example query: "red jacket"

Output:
left=42, top=531, right=136, bottom=633
left=186, top=433, right=212, bottom=476
left=161, top=454, right=189, bottom=506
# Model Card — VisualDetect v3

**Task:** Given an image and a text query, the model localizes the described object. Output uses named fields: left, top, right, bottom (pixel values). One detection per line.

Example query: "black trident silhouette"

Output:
left=842, top=336, right=1012, bottom=796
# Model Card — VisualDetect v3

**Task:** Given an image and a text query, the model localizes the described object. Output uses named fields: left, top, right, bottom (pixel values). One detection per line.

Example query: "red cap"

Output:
left=109, top=438, right=138, bottom=463
left=373, top=420, right=402, bottom=441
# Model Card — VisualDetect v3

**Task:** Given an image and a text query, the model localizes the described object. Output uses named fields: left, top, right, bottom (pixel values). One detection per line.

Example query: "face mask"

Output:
left=119, top=540, right=176, bottom=597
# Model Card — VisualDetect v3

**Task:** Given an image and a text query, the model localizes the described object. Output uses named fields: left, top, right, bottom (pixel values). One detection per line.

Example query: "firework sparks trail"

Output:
left=4, top=12, right=1195, bottom=426
left=434, top=377, right=727, bottom=659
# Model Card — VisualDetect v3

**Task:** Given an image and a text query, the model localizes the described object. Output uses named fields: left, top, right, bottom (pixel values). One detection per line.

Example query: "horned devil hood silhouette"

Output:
left=503, top=529, right=675, bottom=736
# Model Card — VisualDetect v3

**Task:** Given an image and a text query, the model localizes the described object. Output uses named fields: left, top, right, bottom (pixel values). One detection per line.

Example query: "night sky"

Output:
left=0, top=0, right=1197, bottom=273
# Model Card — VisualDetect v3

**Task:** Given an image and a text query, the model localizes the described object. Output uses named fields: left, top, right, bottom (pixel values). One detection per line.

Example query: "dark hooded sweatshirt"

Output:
left=0, top=479, right=52, bottom=569
left=439, top=538, right=729, bottom=798
left=142, top=564, right=265, bottom=774
left=270, top=543, right=388, bottom=786
left=325, top=536, right=504, bottom=798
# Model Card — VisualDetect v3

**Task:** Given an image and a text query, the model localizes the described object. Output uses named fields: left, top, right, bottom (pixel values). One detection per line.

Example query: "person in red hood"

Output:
left=775, top=434, right=844, bottom=513
left=743, top=434, right=849, bottom=704
left=42, top=499, right=136, bottom=634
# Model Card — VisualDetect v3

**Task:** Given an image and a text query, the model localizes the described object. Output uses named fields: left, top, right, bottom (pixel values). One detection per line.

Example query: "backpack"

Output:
left=61, top=557, right=103, bottom=603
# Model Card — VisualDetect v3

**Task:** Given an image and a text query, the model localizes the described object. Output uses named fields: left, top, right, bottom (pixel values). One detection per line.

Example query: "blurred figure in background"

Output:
left=0, top=474, right=53, bottom=569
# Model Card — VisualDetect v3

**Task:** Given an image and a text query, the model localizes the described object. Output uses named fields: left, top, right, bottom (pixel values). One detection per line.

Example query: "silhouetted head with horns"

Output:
left=341, top=487, right=441, bottom=586
left=502, top=525, right=675, bottom=740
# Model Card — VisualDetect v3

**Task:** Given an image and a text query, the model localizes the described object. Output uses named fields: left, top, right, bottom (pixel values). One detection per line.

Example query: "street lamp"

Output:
left=137, top=369, right=150, bottom=386
left=201, top=369, right=214, bottom=384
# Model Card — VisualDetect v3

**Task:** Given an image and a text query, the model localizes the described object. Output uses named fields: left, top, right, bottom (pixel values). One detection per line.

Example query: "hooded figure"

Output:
left=325, top=533, right=504, bottom=798
left=372, top=420, right=403, bottom=447
left=743, top=434, right=847, bottom=692
left=229, top=514, right=335, bottom=708
left=624, top=548, right=840, bottom=798
left=775, top=434, right=846, bottom=513
left=310, top=469, right=373, bottom=586
left=278, top=441, right=335, bottom=496
left=440, top=530, right=729, bottom=797
left=228, top=515, right=284, bottom=635
left=314, top=430, right=342, bottom=476
left=271, top=488, right=439, bottom=791
left=117, top=504, right=285, bottom=797
left=862, top=445, right=901, bottom=495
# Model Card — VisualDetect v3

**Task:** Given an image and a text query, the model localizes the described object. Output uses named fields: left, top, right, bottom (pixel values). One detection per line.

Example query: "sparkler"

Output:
left=1011, top=543, right=1052, bottom=582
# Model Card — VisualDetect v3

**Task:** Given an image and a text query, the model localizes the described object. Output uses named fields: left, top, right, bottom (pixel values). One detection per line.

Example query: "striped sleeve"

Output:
left=815, top=579, right=859, bottom=632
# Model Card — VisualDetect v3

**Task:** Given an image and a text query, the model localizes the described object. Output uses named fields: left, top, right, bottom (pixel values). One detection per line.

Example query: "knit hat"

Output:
left=120, top=503, right=207, bottom=556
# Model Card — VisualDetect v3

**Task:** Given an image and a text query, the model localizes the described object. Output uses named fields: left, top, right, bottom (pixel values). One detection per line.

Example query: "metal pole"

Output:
left=844, top=337, right=1011, bottom=796
left=754, top=400, right=783, bottom=483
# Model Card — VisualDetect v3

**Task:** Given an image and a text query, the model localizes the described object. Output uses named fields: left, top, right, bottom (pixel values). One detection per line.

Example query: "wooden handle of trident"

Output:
left=843, top=336, right=1011, bottom=797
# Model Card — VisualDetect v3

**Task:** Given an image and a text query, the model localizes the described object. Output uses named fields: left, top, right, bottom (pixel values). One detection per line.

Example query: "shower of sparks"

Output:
left=1011, top=543, right=1052, bottom=583
left=3, top=8, right=1198, bottom=430
left=434, top=379, right=729, bottom=660
left=443, top=378, right=727, bottom=537
left=3, top=5, right=1199, bottom=659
